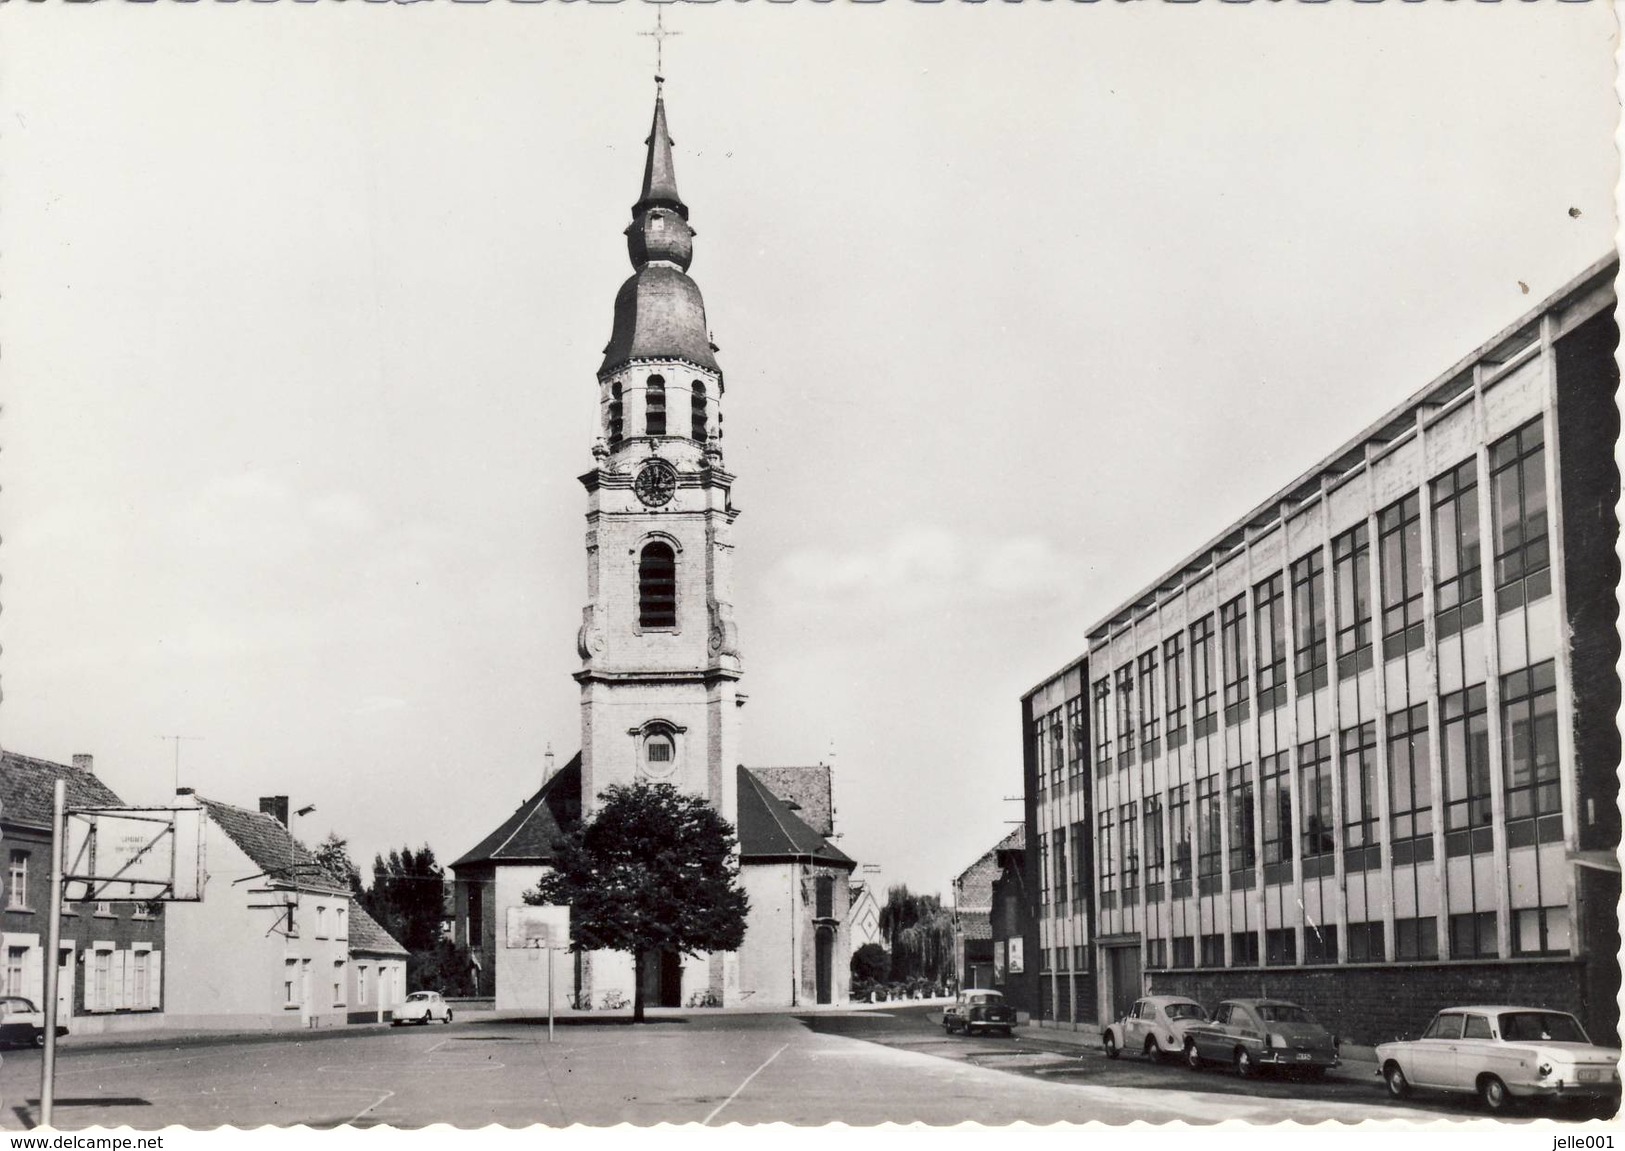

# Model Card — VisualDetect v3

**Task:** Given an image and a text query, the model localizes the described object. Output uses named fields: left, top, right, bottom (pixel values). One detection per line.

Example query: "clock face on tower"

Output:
left=633, top=459, right=678, bottom=507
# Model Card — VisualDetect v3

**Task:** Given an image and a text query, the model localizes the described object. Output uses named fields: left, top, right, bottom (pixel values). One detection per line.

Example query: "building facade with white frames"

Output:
left=1025, top=256, right=1619, bottom=1046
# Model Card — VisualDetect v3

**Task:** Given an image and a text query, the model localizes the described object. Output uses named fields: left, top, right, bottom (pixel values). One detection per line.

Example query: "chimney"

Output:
left=72, top=754, right=94, bottom=775
left=543, top=743, right=556, bottom=782
left=176, top=787, right=195, bottom=797
left=259, top=796, right=290, bottom=828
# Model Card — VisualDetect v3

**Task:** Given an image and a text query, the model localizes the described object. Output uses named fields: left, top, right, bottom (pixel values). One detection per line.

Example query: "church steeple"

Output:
left=636, top=87, right=686, bottom=220
left=601, top=85, right=717, bottom=377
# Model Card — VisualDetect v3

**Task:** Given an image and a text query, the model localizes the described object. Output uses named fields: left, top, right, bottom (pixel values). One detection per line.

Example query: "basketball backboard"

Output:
left=506, top=904, right=569, bottom=949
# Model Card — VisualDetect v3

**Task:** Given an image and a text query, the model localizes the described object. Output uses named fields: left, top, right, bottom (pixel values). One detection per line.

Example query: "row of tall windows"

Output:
left=606, top=375, right=713, bottom=446
left=1108, top=659, right=1560, bottom=910
left=1091, top=421, right=1551, bottom=762
left=1152, top=903, right=1569, bottom=970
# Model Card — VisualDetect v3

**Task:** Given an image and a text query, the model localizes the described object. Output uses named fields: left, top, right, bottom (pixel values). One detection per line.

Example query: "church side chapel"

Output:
left=452, top=79, right=854, bottom=1012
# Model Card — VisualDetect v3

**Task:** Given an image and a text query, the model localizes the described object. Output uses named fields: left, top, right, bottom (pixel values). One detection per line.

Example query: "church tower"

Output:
left=575, top=84, right=744, bottom=829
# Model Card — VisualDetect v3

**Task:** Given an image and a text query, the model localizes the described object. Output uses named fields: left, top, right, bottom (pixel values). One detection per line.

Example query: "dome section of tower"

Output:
left=625, top=206, right=693, bottom=271
left=599, top=263, right=718, bottom=375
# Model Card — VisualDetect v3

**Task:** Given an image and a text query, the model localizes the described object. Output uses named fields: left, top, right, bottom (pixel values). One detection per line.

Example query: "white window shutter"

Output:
left=114, top=950, right=130, bottom=1010
left=149, top=951, right=163, bottom=1010
left=25, top=946, right=42, bottom=1006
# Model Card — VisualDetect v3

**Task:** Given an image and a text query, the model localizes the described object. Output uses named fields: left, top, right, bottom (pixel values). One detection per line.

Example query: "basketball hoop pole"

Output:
left=40, top=780, right=65, bottom=1128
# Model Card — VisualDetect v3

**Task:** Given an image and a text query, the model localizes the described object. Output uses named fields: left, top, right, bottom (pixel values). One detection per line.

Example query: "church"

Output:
left=451, top=84, right=855, bottom=1011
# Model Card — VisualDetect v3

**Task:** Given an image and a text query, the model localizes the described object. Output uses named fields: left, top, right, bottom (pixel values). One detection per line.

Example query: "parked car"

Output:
left=1183, top=998, right=1339, bottom=1078
left=1375, top=1006, right=1622, bottom=1112
left=0, top=996, right=66, bottom=1048
left=942, top=990, right=1016, bottom=1037
left=392, top=990, right=454, bottom=1026
left=1103, top=995, right=1209, bottom=1063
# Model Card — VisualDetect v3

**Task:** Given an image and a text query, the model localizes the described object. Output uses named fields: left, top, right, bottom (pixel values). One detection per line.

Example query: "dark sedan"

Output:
left=1183, top=998, right=1339, bottom=1078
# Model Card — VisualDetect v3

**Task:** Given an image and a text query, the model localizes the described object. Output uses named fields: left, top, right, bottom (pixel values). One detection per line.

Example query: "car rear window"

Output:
left=1499, top=1012, right=1588, bottom=1043
left=1166, top=1003, right=1207, bottom=1021
left=1254, top=1004, right=1311, bottom=1024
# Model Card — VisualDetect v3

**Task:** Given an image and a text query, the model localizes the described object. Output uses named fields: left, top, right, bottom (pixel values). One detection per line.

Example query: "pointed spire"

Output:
left=636, top=86, right=686, bottom=219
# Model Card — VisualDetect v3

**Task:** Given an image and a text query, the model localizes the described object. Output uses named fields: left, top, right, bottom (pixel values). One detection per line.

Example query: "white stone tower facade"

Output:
left=574, top=86, right=744, bottom=832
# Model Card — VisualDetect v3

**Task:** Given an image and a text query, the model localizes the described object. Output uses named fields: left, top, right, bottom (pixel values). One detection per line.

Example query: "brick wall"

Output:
left=1148, top=959, right=1585, bottom=1047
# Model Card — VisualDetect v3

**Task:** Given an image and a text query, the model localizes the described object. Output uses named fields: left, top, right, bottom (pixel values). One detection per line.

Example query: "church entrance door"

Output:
left=640, top=950, right=683, bottom=1008
left=814, top=927, right=834, bottom=1005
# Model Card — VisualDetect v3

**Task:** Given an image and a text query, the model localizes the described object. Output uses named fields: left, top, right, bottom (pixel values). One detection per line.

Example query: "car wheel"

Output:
left=32, top=1030, right=45, bottom=1049
left=1184, top=1041, right=1203, bottom=1070
left=1103, top=1033, right=1119, bottom=1060
left=1479, top=1074, right=1513, bottom=1113
left=1384, top=1063, right=1410, bottom=1099
left=1145, top=1038, right=1162, bottom=1065
left=1235, top=1048, right=1257, bottom=1079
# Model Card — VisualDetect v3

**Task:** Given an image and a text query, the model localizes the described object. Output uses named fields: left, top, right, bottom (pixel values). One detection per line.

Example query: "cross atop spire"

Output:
left=638, top=9, right=681, bottom=84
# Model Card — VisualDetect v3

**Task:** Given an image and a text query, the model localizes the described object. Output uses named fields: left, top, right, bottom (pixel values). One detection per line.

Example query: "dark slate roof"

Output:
left=737, top=767, right=854, bottom=869
left=198, top=796, right=350, bottom=896
left=599, top=265, right=719, bottom=376
left=347, top=899, right=409, bottom=958
left=636, top=91, right=684, bottom=215
left=747, top=766, right=833, bottom=838
left=0, top=751, right=127, bottom=829
left=450, top=754, right=582, bottom=870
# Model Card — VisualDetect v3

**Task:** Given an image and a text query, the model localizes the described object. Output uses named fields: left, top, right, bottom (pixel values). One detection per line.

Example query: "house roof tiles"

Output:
left=198, top=796, right=350, bottom=896
left=347, top=899, right=409, bottom=957
left=0, top=751, right=127, bottom=830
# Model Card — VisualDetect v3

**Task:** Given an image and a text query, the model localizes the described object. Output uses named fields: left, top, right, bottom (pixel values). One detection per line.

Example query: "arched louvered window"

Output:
left=639, top=542, right=677, bottom=628
left=608, top=382, right=623, bottom=447
left=645, top=375, right=667, bottom=437
left=691, top=381, right=708, bottom=442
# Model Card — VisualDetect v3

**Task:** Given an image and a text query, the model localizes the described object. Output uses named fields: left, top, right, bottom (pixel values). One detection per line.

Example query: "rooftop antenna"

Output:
left=639, top=8, right=680, bottom=86
left=156, top=734, right=203, bottom=793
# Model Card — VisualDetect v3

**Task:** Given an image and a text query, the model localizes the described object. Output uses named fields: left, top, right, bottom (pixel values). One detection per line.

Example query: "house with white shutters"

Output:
left=0, top=751, right=166, bottom=1034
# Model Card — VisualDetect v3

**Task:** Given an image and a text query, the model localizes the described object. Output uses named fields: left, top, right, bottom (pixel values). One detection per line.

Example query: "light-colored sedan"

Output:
left=1376, top=1006, right=1621, bottom=1112
left=392, top=990, right=454, bottom=1026
left=1102, top=995, right=1208, bottom=1063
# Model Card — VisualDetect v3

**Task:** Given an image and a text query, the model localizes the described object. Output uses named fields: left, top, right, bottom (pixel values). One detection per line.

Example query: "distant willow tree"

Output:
left=877, top=886, right=954, bottom=983
left=525, top=781, right=749, bottom=1022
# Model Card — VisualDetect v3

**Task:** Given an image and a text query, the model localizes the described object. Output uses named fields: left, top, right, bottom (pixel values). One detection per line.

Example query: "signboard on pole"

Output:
left=63, top=807, right=205, bottom=902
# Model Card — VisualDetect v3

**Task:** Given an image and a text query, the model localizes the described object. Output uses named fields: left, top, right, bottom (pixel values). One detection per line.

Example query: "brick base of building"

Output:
left=1148, top=958, right=1605, bottom=1047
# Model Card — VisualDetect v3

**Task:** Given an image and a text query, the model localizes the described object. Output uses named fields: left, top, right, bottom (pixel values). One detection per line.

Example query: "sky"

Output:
left=1, top=3, right=1616, bottom=900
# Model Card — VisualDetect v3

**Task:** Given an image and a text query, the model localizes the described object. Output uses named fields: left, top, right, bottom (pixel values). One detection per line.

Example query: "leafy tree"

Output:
left=411, top=938, right=477, bottom=997
left=313, top=833, right=363, bottom=897
left=363, top=845, right=446, bottom=960
left=525, top=780, right=749, bottom=1022
left=877, top=885, right=953, bottom=983
left=851, top=942, right=889, bottom=985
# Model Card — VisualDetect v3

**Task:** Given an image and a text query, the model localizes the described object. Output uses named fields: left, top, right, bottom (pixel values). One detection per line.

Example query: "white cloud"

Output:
left=769, top=526, right=1083, bottom=615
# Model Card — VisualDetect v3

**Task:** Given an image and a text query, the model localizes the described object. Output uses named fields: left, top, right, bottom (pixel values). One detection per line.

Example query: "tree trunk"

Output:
left=632, top=951, right=646, bottom=1023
